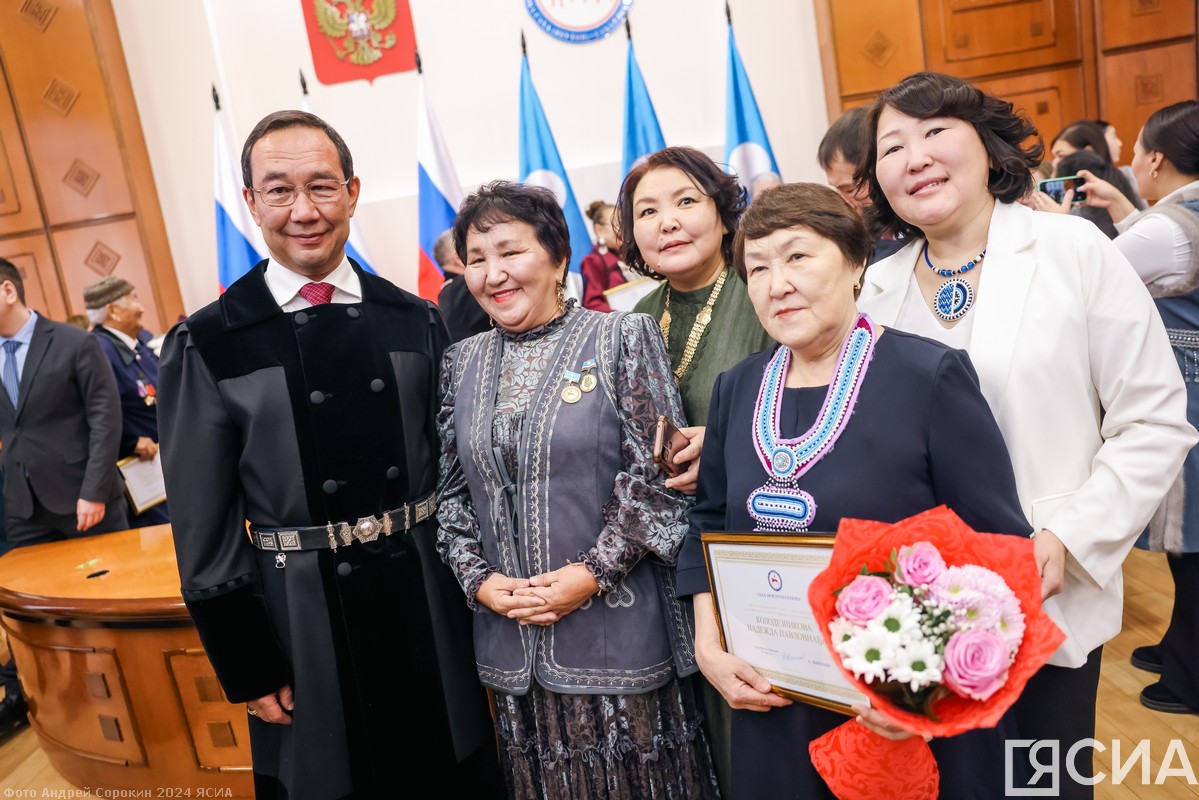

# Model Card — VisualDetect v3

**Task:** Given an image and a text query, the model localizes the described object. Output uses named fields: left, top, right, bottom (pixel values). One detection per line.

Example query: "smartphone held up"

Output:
left=1037, top=174, right=1087, bottom=205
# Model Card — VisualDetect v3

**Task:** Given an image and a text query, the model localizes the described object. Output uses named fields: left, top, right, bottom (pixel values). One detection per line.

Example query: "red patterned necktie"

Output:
left=298, top=282, right=334, bottom=306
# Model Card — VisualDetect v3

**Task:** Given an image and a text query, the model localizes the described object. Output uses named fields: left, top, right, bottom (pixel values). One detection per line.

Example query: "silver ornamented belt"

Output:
left=248, top=493, right=436, bottom=553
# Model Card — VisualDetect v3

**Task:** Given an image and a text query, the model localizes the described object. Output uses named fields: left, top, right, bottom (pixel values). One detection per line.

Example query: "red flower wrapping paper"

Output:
left=806, top=505, right=1066, bottom=799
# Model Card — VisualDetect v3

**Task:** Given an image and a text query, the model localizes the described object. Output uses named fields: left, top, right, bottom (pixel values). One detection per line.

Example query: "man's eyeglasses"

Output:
left=253, top=178, right=351, bottom=207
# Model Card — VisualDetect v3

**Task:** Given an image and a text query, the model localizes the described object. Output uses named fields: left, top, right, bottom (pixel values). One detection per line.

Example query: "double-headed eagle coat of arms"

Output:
left=313, top=0, right=398, bottom=66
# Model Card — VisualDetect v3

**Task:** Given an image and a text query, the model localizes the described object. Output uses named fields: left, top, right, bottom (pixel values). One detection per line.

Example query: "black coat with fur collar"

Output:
left=159, top=261, right=496, bottom=799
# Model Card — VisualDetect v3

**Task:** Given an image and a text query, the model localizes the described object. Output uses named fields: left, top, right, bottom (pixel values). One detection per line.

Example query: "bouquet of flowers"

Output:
left=806, top=506, right=1065, bottom=800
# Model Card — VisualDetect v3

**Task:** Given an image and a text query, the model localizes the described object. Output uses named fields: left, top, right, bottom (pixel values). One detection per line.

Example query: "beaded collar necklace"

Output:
left=660, top=267, right=729, bottom=382
left=924, top=242, right=986, bottom=323
left=747, top=314, right=876, bottom=532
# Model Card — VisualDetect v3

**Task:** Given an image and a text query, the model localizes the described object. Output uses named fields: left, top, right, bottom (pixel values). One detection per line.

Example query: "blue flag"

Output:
left=725, top=24, right=780, bottom=195
left=519, top=55, right=592, bottom=289
left=622, top=41, right=666, bottom=177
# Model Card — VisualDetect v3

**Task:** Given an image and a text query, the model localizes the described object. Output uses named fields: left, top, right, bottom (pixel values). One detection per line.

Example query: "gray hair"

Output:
left=432, top=228, right=457, bottom=270
left=86, top=294, right=129, bottom=326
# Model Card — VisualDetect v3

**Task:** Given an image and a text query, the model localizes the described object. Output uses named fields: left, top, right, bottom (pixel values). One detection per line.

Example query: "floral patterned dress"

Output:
left=437, top=305, right=720, bottom=800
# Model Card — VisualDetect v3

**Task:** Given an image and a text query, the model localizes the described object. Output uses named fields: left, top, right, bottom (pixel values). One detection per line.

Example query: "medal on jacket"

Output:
left=561, top=369, right=582, bottom=404
left=136, top=374, right=157, bottom=407
left=747, top=314, right=876, bottom=532
left=579, top=359, right=597, bottom=393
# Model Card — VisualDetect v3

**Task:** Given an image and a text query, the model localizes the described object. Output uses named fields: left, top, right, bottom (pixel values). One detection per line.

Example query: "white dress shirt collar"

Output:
left=264, top=256, right=363, bottom=311
left=98, top=324, right=140, bottom=351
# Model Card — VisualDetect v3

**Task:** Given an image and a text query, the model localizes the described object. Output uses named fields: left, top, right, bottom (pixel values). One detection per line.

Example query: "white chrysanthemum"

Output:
left=829, top=617, right=861, bottom=655
left=839, top=627, right=899, bottom=684
left=866, top=591, right=922, bottom=643
left=889, top=638, right=943, bottom=692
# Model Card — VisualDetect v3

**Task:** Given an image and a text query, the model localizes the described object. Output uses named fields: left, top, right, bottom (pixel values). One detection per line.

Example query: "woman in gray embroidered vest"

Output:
left=435, top=181, right=719, bottom=800
left=1072, top=100, right=1199, bottom=716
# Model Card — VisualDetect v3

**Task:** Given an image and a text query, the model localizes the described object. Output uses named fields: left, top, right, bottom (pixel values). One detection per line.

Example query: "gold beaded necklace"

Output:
left=660, top=267, right=729, bottom=382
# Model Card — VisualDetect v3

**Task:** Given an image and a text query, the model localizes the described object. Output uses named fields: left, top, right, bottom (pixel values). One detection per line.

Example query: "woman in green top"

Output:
left=615, top=147, right=774, bottom=495
left=615, top=147, right=773, bottom=799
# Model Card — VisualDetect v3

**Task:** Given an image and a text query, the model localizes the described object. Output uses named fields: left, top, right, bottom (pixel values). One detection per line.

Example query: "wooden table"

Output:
left=0, top=525, right=253, bottom=796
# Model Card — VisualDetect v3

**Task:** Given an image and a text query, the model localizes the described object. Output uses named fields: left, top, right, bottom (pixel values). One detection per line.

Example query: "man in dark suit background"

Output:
left=0, top=256, right=126, bottom=735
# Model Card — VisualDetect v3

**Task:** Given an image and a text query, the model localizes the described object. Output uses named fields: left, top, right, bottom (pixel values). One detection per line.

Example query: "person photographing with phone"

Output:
left=1072, top=100, right=1199, bottom=717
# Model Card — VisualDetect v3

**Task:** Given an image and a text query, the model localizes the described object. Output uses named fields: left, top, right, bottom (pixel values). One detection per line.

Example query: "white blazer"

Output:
left=860, top=201, right=1198, bottom=668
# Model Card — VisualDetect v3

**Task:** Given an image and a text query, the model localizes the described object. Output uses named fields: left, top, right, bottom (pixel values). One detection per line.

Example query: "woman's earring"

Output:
left=1152, top=170, right=1159, bottom=179
left=556, top=281, right=566, bottom=312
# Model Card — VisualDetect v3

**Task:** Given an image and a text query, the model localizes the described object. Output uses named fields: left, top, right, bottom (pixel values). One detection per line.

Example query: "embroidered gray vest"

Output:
left=447, top=309, right=695, bottom=695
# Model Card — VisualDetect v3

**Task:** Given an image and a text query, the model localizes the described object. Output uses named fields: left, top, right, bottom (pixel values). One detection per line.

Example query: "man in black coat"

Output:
left=158, top=111, right=499, bottom=799
left=0, top=257, right=127, bottom=735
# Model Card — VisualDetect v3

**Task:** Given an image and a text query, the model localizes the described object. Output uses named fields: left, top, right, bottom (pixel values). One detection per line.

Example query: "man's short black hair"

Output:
left=817, top=107, right=869, bottom=171
left=240, top=110, right=354, bottom=189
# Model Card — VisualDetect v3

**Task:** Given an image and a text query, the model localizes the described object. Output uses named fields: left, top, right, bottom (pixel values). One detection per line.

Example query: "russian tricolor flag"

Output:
left=214, top=106, right=265, bottom=291
left=417, top=77, right=463, bottom=302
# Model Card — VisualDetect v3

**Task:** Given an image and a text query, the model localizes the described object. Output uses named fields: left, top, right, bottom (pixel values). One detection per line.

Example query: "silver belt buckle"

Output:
left=352, top=515, right=383, bottom=544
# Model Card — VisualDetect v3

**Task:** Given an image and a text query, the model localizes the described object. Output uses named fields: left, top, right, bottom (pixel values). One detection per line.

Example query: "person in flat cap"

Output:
left=85, top=276, right=168, bottom=527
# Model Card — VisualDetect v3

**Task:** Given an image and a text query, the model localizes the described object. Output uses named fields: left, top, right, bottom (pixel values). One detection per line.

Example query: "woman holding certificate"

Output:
left=436, top=181, right=719, bottom=800
left=855, top=72, right=1195, bottom=798
left=676, top=182, right=1033, bottom=798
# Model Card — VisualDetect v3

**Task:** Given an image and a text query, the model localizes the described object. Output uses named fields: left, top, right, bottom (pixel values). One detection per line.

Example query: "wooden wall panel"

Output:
left=829, top=0, right=926, bottom=96
left=53, top=219, right=163, bottom=329
left=0, top=233, right=68, bottom=321
left=923, top=0, right=1081, bottom=78
left=0, top=73, right=43, bottom=238
left=975, top=66, right=1088, bottom=149
left=1099, top=0, right=1197, bottom=51
left=0, top=0, right=133, bottom=226
left=1101, top=41, right=1198, bottom=149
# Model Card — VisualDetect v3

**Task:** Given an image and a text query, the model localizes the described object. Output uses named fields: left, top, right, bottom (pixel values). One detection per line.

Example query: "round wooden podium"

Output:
left=0, top=525, right=253, bottom=796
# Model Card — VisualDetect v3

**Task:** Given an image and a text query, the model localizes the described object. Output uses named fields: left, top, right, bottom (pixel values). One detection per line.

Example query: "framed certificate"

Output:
left=116, top=453, right=167, bottom=514
left=701, top=532, right=867, bottom=714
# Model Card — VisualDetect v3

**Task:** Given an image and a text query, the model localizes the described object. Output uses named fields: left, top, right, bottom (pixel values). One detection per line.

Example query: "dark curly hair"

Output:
left=613, top=146, right=747, bottom=279
left=452, top=181, right=571, bottom=270
left=854, top=72, right=1043, bottom=239
left=733, top=184, right=872, bottom=297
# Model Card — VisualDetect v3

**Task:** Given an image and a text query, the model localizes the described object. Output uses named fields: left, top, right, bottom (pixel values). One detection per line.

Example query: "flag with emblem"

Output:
left=417, top=73, right=464, bottom=302
left=301, top=0, right=417, bottom=85
left=724, top=14, right=780, bottom=194
left=213, top=88, right=265, bottom=291
left=519, top=49, right=591, bottom=298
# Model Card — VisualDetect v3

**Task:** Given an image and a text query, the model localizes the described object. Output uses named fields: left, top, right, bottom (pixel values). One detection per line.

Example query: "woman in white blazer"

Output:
left=854, top=72, right=1197, bottom=800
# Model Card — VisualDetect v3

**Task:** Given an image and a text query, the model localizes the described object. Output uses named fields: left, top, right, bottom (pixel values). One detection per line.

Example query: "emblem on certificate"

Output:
left=701, top=532, right=868, bottom=714
left=561, top=369, right=582, bottom=404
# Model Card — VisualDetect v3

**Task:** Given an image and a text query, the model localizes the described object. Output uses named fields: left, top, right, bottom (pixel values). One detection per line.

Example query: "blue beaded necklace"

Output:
left=924, top=242, right=986, bottom=322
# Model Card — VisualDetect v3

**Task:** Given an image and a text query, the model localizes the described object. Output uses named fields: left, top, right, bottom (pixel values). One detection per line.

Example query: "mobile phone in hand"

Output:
left=1036, top=175, right=1087, bottom=205
left=653, top=416, right=691, bottom=477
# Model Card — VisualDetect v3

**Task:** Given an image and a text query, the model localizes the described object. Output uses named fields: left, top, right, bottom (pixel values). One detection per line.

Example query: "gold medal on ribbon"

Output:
left=579, top=359, right=597, bottom=393
left=561, top=369, right=583, bottom=404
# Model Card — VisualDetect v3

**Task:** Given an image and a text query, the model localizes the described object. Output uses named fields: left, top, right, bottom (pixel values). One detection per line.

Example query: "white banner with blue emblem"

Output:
left=525, top=0, right=633, bottom=44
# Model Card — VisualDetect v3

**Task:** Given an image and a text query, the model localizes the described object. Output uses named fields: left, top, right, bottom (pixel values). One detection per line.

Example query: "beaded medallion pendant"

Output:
left=747, top=314, right=877, bottom=531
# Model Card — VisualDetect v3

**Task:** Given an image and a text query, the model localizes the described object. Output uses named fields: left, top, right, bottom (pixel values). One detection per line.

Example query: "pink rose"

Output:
left=835, top=575, right=893, bottom=625
left=942, top=629, right=1010, bottom=701
left=894, top=541, right=946, bottom=587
